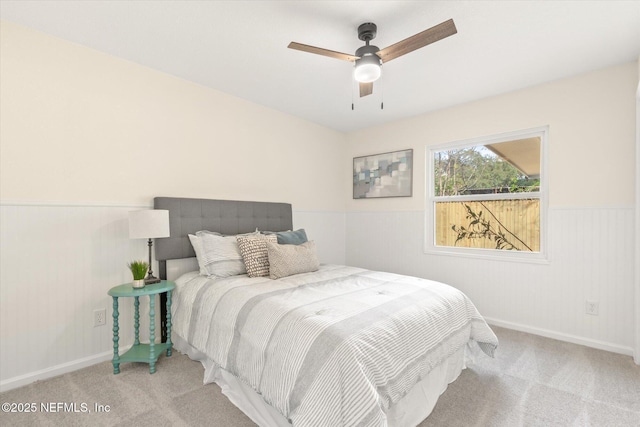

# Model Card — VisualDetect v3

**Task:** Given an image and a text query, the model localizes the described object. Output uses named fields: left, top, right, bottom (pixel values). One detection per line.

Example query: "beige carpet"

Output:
left=1, top=326, right=639, bottom=426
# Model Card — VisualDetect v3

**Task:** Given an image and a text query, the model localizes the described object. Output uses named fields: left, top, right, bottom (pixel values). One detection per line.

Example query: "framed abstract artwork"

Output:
left=353, top=149, right=413, bottom=199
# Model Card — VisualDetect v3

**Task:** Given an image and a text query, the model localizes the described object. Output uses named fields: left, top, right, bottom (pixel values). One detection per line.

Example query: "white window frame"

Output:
left=424, top=126, right=549, bottom=263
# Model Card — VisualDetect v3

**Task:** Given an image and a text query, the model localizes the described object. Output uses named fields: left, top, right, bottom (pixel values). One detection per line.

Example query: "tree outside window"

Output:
left=427, top=128, right=547, bottom=261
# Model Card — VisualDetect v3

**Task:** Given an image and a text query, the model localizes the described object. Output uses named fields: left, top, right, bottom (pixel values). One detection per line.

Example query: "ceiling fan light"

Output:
left=354, top=55, right=381, bottom=83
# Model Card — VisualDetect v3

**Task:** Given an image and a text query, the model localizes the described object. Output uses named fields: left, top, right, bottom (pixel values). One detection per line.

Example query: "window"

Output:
left=425, top=127, right=548, bottom=262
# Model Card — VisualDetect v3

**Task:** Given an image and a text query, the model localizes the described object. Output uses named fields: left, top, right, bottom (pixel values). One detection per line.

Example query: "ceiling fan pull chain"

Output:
left=351, top=75, right=355, bottom=110
left=380, top=72, right=384, bottom=110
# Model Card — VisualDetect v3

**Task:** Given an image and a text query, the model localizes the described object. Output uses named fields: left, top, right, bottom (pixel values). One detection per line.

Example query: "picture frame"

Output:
left=353, top=148, right=413, bottom=199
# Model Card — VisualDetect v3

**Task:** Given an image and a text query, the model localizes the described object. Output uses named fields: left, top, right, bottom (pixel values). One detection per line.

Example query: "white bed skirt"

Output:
left=172, top=333, right=474, bottom=427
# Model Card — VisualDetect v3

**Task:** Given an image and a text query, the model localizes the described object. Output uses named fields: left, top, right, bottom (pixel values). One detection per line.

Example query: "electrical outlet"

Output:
left=94, top=308, right=106, bottom=327
left=585, top=300, right=599, bottom=316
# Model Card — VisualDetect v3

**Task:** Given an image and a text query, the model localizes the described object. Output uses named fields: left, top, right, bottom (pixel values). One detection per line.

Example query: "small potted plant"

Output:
left=128, top=260, right=149, bottom=288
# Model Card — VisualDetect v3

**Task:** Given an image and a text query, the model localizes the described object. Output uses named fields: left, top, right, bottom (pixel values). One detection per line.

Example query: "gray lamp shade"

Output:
left=128, top=210, right=170, bottom=239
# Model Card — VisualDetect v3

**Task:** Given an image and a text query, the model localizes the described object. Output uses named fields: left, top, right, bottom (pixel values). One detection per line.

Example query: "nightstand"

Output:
left=108, top=280, right=176, bottom=374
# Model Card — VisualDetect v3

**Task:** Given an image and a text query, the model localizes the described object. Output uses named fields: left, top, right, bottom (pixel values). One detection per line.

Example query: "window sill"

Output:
left=423, top=245, right=550, bottom=265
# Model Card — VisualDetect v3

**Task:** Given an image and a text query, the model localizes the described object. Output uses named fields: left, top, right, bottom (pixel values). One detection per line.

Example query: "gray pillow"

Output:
left=276, top=229, right=308, bottom=245
left=267, top=240, right=319, bottom=279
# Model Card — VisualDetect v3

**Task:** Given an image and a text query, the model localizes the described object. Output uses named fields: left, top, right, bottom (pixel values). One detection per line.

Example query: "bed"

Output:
left=154, top=197, right=498, bottom=427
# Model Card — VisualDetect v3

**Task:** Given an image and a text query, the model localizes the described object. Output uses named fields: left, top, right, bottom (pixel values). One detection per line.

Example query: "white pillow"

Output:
left=189, top=231, right=246, bottom=278
left=266, top=241, right=319, bottom=279
left=188, top=231, right=221, bottom=275
left=188, top=233, right=206, bottom=275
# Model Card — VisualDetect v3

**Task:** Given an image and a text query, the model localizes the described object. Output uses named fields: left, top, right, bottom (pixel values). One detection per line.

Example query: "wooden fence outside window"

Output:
left=435, top=199, right=540, bottom=251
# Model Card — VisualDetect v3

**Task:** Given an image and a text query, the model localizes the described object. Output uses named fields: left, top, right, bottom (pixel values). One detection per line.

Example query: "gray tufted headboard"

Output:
left=152, top=197, right=292, bottom=342
left=153, top=196, right=293, bottom=267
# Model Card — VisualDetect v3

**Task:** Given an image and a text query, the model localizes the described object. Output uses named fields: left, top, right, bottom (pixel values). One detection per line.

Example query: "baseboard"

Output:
left=0, top=346, right=130, bottom=393
left=484, top=317, right=634, bottom=357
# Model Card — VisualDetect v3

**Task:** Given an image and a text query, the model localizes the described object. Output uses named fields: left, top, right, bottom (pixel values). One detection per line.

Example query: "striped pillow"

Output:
left=237, top=234, right=277, bottom=277
left=188, top=234, right=205, bottom=275
left=191, top=231, right=247, bottom=278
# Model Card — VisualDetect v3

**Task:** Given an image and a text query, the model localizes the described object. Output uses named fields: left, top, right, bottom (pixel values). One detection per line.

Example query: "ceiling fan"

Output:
left=288, top=19, right=457, bottom=98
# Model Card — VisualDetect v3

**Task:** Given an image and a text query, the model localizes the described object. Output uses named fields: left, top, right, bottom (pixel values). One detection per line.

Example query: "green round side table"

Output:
left=108, top=280, right=176, bottom=374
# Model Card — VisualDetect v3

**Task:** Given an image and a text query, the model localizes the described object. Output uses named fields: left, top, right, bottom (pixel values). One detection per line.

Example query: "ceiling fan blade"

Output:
left=288, top=42, right=359, bottom=62
left=377, top=19, right=457, bottom=63
left=359, top=82, right=373, bottom=97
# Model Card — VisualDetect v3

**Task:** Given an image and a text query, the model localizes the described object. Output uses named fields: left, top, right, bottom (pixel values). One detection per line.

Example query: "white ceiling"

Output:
left=1, top=1, right=639, bottom=133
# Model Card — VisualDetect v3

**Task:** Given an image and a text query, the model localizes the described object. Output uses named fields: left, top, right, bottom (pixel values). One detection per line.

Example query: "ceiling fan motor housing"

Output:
left=356, top=23, right=381, bottom=63
left=357, top=22, right=377, bottom=42
left=355, top=24, right=382, bottom=83
left=355, top=44, right=380, bottom=58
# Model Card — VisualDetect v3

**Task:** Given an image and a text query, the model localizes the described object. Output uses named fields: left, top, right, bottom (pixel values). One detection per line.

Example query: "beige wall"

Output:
left=0, top=21, right=348, bottom=389
left=345, top=61, right=638, bottom=357
left=346, top=61, right=638, bottom=210
left=0, top=21, right=345, bottom=210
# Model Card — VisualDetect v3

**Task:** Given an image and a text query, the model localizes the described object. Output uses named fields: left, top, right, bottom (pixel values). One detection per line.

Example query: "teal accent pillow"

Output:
left=276, top=229, right=308, bottom=245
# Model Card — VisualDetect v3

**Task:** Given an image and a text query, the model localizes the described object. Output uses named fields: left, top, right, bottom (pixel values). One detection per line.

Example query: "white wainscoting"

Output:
left=346, top=207, right=635, bottom=356
left=0, top=203, right=345, bottom=391
left=2, top=203, right=630, bottom=390
left=0, top=203, right=150, bottom=391
left=293, top=210, right=346, bottom=265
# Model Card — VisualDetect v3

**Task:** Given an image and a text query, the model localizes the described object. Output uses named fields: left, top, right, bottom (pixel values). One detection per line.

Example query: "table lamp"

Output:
left=128, top=209, right=170, bottom=284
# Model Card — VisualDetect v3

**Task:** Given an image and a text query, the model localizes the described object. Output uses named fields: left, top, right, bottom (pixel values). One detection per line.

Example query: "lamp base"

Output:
left=144, top=277, right=161, bottom=285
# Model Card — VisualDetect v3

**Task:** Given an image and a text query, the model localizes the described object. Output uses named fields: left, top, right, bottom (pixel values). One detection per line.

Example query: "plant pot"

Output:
left=132, top=279, right=145, bottom=289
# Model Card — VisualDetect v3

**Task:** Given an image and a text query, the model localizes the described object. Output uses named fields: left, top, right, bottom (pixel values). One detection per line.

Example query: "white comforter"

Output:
left=172, top=264, right=498, bottom=427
